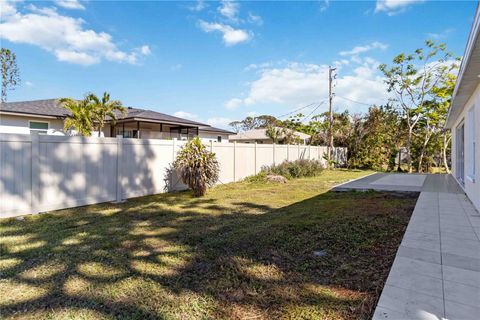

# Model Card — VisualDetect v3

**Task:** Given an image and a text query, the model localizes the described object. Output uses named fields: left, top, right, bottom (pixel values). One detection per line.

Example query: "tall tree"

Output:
left=415, top=69, right=458, bottom=172
left=0, top=48, right=20, bottom=103
left=379, top=40, right=458, bottom=172
left=228, top=121, right=243, bottom=133
left=89, top=92, right=126, bottom=137
left=60, top=96, right=96, bottom=136
left=265, top=126, right=282, bottom=143
left=229, top=115, right=280, bottom=132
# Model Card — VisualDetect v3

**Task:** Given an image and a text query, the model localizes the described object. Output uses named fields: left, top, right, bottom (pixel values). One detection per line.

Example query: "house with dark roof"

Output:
left=0, top=99, right=233, bottom=142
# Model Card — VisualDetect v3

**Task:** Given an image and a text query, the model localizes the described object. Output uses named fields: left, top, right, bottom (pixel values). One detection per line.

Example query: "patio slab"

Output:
left=334, top=173, right=480, bottom=320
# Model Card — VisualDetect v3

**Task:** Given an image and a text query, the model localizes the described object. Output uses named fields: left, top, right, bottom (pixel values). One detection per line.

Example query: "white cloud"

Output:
left=339, top=41, right=388, bottom=56
left=187, top=0, right=207, bottom=12
left=0, top=0, right=17, bottom=18
left=207, top=117, right=234, bottom=128
left=218, top=0, right=240, bottom=23
left=426, top=28, right=455, bottom=40
left=0, top=2, right=150, bottom=66
left=139, top=45, right=151, bottom=55
left=198, top=20, right=251, bottom=46
left=173, top=111, right=200, bottom=121
left=25, top=81, right=33, bottom=86
left=225, top=98, right=243, bottom=110
left=375, top=0, right=424, bottom=15
left=196, top=1, right=259, bottom=46
left=247, top=12, right=263, bottom=25
left=228, top=58, right=390, bottom=115
left=55, top=0, right=85, bottom=10
left=55, top=49, right=100, bottom=65
left=320, top=0, right=330, bottom=12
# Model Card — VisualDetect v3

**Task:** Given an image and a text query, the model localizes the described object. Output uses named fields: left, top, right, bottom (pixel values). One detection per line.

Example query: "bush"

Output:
left=173, top=137, right=220, bottom=197
left=261, top=159, right=324, bottom=180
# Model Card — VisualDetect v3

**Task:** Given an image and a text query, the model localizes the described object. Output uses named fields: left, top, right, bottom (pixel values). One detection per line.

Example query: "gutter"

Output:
left=0, top=111, right=64, bottom=119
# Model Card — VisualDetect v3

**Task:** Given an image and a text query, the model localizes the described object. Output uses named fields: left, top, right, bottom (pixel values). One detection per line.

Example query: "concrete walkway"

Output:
left=334, top=174, right=480, bottom=320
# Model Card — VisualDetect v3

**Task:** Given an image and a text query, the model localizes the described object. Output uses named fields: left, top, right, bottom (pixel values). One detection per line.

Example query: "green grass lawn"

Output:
left=0, top=170, right=417, bottom=320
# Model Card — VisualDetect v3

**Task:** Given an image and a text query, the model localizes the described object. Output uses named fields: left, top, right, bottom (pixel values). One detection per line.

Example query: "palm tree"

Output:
left=88, top=92, right=126, bottom=137
left=59, top=96, right=96, bottom=136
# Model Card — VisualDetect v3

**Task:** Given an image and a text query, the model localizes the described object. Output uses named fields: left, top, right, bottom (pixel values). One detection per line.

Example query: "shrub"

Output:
left=243, top=171, right=267, bottom=183
left=261, top=159, right=324, bottom=180
left=173, top=137, right=220, bottom=197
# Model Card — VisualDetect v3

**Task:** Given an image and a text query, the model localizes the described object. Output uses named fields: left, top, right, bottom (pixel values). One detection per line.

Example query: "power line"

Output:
left=277, top=102, right=321, bottom=119
left=336, top=95, right=373, bottom=107
left=301, top=101, right=326, bottom=122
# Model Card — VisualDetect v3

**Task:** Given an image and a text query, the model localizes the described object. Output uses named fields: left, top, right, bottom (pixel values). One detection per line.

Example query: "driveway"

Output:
left=335, top=173, right=480, bottom=320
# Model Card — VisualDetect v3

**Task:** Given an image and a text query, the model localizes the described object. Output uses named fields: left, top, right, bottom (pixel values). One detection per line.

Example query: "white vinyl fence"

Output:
left=0, top=133, right=347, bottom=218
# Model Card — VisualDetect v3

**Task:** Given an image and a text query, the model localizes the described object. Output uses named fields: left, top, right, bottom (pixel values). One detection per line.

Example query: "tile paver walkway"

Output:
left=334, top=173, right=480, bottom=320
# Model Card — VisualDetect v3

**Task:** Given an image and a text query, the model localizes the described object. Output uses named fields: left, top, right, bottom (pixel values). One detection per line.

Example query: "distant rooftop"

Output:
left=229, top=127, right=311, bottom=141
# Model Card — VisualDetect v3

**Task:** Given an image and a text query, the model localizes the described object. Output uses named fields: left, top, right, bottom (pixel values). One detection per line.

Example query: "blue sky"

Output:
left=0, top=0, right=477, bottom=128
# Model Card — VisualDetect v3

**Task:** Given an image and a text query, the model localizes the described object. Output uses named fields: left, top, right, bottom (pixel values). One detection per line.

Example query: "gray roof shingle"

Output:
left=0, top=99, right=208, bottom=127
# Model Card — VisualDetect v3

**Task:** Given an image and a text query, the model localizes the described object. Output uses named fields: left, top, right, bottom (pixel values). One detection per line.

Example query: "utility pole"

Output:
left=328, top=66, right=336, bottom=163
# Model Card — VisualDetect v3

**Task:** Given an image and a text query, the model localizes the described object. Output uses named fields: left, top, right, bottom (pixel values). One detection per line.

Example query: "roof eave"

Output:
left=446, top=3, right=480, bottom=129
left=0, top=110, right=65, bottom=119
left=113, top=117, right=206, bottom=127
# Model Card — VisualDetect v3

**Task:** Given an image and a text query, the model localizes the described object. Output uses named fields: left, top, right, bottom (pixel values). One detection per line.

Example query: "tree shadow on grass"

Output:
left=0, top=190, right=417, bottom=320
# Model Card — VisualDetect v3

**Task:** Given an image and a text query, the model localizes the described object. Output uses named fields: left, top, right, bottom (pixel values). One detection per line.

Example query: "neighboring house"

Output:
left=229, top=127, right=311, bottom=144
left=0, top=99, right=229, bottom=142
left=446, top=4, right=480, bottom=211
left=198, top=126, right=233, bottom=143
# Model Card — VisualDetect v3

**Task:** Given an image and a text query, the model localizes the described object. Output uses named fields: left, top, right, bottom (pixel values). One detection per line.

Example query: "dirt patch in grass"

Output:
left=0, top=170, right=416, bottom=319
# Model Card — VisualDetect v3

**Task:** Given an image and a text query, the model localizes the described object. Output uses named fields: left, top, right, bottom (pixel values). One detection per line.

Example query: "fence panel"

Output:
left=256, top=144, right=274, bottom=173
left=235, top=144, right=256, bottom=181
left=274, top=145, right=289, bottom=164
left=37, top=136, right=118, bottom=213
left=0, top=134, right=347, bottom=218
left=0, top=134, right=32, bottom=217
left=211, top=143, right=235, bottom=184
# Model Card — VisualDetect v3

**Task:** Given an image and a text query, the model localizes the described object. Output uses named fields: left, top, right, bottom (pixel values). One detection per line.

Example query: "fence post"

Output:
left=298, top=144, right=300, bottom=159
left=308, top=145, right=311, bottom=160
left=115, top=135, right=124, bottom=203
left=273, top=143, right=276, bottom=166
left=210, top=140, right=213, bottom=152
left=172, top=138, right=177, bottom=160
left=254, top=142, right=257, bottom=175
left=233, top=142, right=237, bottom=182
left=30, top=133, right=40, bottom=214
left=287, top=144, right=290, bottom=161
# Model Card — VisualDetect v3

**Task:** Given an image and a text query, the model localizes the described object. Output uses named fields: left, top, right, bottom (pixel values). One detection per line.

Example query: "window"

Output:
left=217, top=136, right=222, bottom=143
left=467, top=106, right=476, bottom=182
left=29, top=121, right=48, bottom=134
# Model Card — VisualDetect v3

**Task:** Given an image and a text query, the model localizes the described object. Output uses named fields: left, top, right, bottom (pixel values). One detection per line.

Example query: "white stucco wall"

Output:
left=0, top=114, right=65, bottom=135
left=199, top=132, right=230, bottom=143
left=451, top=82, right=480, bottom=211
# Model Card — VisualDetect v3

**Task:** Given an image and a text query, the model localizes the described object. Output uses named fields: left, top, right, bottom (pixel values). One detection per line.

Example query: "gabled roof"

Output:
left=0, top=99, right=208, bottom=127
left=446, top=3, right=480, bottom=128
left=229, top=127, right=311, bottom=141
